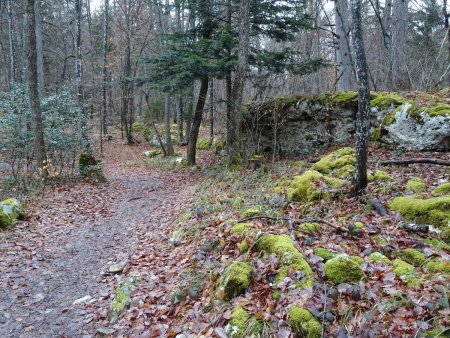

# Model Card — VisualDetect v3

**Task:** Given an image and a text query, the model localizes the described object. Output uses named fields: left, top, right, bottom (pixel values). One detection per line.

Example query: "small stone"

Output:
left=73, top=295, right=92, bottom=305
left=96, top=327, right=116, bottom=335
left=109, top=261, right=127, bottom=273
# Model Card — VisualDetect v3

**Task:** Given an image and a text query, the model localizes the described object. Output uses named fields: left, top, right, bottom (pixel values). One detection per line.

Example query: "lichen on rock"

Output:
left=256, top=234, right=314, bottom=287
left=323, top=255, right=366, bottom=284
left=389, top=196, right=450, bottom=227
left=396, top=248, right=426, bottom=267
left=288, top=306, right=321, bottom=338
left=109, top=278, right=137, bottom=324
left=217, top=261, right=252, bottom=301
left=406, top=178, right=426, bottom=193
left=287, top=170, right=347, bottom=202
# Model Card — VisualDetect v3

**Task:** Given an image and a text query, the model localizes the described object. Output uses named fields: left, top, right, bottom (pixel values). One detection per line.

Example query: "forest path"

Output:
left=0, top=141, right=193, bottom=337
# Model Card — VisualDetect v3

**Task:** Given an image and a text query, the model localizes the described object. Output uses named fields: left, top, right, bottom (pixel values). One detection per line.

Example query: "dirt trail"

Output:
left=0, top=164, right=183, bottom=337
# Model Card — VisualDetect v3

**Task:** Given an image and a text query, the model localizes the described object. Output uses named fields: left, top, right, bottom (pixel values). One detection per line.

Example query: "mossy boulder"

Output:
left=241, top=206, right=263, bottom=218
left=287, top=170, right=347, bottom=202
left=425, top=258, right=450, bottom=274
left=197, top=138, right=210, bottom=150
left=368, top=170, right=392, bottom=182
left=330, top=91, right=358, bottom=105
left=239, top=240, right=249, bottom=253
left=300, top=222, right=321, bottom=233
left=143, top=150, right=161, bottom=158
left=217, top=261, right=252, bottom=301
left=230, top=223, right=252, bottom=236
left=440, top=227, right=450, bottom=244
left=406, top=178, right=426, bottom=193
left=109, top=278, right=137, bottom=323
left=336, top=164, right=355, bottom=178
left=392, top=259, right=422, bottom=287
left=310, top=147, right=355, bottom=174
left=370, top=93, right=406, bottom=109
left=313, top=247, right=337, bottom=261
left=323, top=255, right=366, bottom=284
left=432, top=183, right=450, bottom=196
left=256, top=234, right=314, bottom=287
left=226, top=307, right=249, bottom=338
left=0, top=198, right=25, bottom=229
left=396, top=248, right=426, bottom=267
left=288, top=306, right=321, bottom=338
left=389, top=196, right=450, bottom=227
left=369, top=252, right=392, bottom=264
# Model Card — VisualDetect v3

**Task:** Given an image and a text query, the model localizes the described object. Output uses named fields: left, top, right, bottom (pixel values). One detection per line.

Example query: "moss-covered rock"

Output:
left=288, top=306, right=321, bottom=338
left=0, top=198, right=25, bottom=229
left=330, top=91, right=358, bottom=105
left=368, top=170, right=392, bottom=182
left=370, top=93, right=406, bottom=109
left=226, top=306, right=249, bottom=338
left=109, top=278, right=137, bottom=323
left=425, top=258, right=450, bottom=274
left=217, top=261, right=252, bottom=301
left=240, top=240, right=249, bottom=253
left=369, top=252, right=392, bottom=264
left=310, top=147, right=355, bottom=174
left=406, top=178, right=426, bottom=193
left=272, top=290, right=282, bottom=300
left=300, top=222, right=321, bottom=233
left=432, top=183, right=450, bottom=196
left=392, top=259, right=422, bottom=287
left=336, top=164, right=355, bottom=178
left=323, top=255, right=366, bottom=284
left=143, top=150, right=161, bottom=158
left=287, top=170, right=347, bottom=202
left=313, top=247, right=337, bottom=261
left=230, top=223, right=252, bottom=236
left=389, top=196, right=450, bottom=227
left=256, top=234, right=314, bottom=287
left=241, top=206, right=263, bottom=218
left=396, top=248, right=426, bottom=267
left=440, top=227, right=450, bottom=244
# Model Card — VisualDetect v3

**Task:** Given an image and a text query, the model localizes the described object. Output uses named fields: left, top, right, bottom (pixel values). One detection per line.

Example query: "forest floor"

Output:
left=1, top=131, right=450, bottom=338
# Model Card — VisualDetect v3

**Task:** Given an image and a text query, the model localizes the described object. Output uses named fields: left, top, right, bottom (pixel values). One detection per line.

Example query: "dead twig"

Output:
left=380, top=158, right=450, bottom=166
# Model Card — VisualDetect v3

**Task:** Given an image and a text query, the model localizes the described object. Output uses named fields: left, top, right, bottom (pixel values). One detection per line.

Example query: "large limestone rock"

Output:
left=379, top=103, right=450, bottom=151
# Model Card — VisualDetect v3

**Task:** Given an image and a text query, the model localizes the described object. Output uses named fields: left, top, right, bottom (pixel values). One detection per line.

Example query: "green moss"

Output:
left=372, top=128, right=381, bottom=142
left=256, top=234, right=314, bottom=288
left=370, top=93, right=406, bottom=109
left=392, top=259, right=422, bottom=287
left=311, top=147, right=355, bottom=174
left=350, top=256, right=364, bottom=265
left=372, top=235, right=389, bottom=245
left=110, top=278, right=136, bottom=320
left=217, top=261, right=252, bottom=301
left=396, top=249, right=426, bottom=267
left=354, top=222, right=364, bottom=231
left=288, top=306, right=321, bottom=338
left=425, top=238, right=450, bottom=251
left=231, top=223, right=252, bottom=236
left=240, top=240, right=249, bottom=253
left=313, top=247, right=337, bottom=261
left=272, top=290, right=282, bottom=300
left=330, top=91, right=358, bottom=105
left=389, top=196, right=450, bottom=227
left=242, top=206, right=263, bottom=218
left=406, top=177, right=426, bottom=193
left=291, top=160, right=307, bottom=168
left=432, top=183, right=450, bottom=196
left=287, top=170, right=347, bottom=202
left=425, top=258, right=450, bottom=274
left=381, top=108, right=399, bottom=126
left=0, top=198, right=25, bottom=229
left=323, top=255, right=366, bottom=284
left=300, top=222, right=321, bottom=233
left=368, top=170, right=392, bottom=182
left=226, top=306, right=249, bottom=338
left=131, top=122, right=145, bottom=132
left=197, top=138, right=210, bottom=150
left=336, top=164, right=355, bottom=178
left=419, top=104, right=450, bottom=117
left=250, top=154, right=263, bottom=161
left=440, top=227, right=450, bottom=244
left=305, top=134, right=313, bottom=141
left=232, top=197, right=244, bottom=208
left=369, top=252, right=392, bottom=264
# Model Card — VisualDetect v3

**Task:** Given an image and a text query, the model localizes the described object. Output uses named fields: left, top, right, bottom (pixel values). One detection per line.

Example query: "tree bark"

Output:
left=35, top=0, right=44, bottom=93
left=27, top=0, right=47, bottom=177
left=350, top=0, right=371, bottom=197
left=177, top=96, right=184, bottom=144
left=164, top=93, right=174, bottom=155
left=7, top=0, right=17, bottom=84
left=209, top=79, right=214, bottom=146
left=335, top=0, right=353, bottom=91
left=391, top=0, right=409, bottom=90
left=227, top=0, right=251, bottom=164
left=187, top=78, right=209, bottom=165
left=101, top=0, right=109, bottom=137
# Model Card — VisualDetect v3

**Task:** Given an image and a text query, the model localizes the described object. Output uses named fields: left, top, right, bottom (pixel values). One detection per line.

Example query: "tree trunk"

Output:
left=335, top=0, right=353, bottom=91
left=177, top=96, right=184, bottom=144
left=227, top=0, right=251, bottom=164
left=350, top=0, right=371, bottom=197
left=164, top=93, right=174, bottom=155
left=444, top=0, right=450, bottom=86
left=7, top=0, right=17, bottom=84
left=209, top=79, right=214, bottom=146
left=187, top=78, right=209, bottom=165
left=27, top=0, right=47, bottom=177
left=75, top=0, right=91, bottom=152
left=391, top=0, right=409, bottom=90
left=101, top=0, right=109, bottom=136
left=381, top=0, right=392, bottom=89
left=185, top=85, right=194, bottom=145
left=35, top=0, right=44, bottom=93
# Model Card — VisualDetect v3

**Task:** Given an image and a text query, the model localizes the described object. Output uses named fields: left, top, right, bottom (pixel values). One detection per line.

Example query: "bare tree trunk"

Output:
left=7, top=0, right=17, bottom=83
left=35, top=0, right=44, bottom=93
left=187, top=78, right=209, bottom=165
left=177, top=96, right=184, bottom=144
left=185, top=85, right=194, bottom=145
left=444, top=0, right=450, bottom=86
left=227, top=0, right=251, bottom=164
left=101, top=0, right=109, bottom=138
left=335, top=0, right=353, bottom=91
left=75, top=0, right=91, bottom=152
left=209, top=79, right=214, bottom=146
left=164, top=93, right=174, bottom=155
left=381, top=0, right=392, bottom=89
left=27, top=0, right=47, bottom=177
left=350, top=0, right=370, bottom=196
left=391, top=0, right=409, bottom=90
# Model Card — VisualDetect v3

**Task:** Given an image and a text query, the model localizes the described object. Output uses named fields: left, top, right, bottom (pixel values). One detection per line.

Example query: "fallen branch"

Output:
left=380, top=158, right=450, bottom=166
left=369, top=198, right=388, bottom=216
left=398, top=221, right=429, bottom=233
